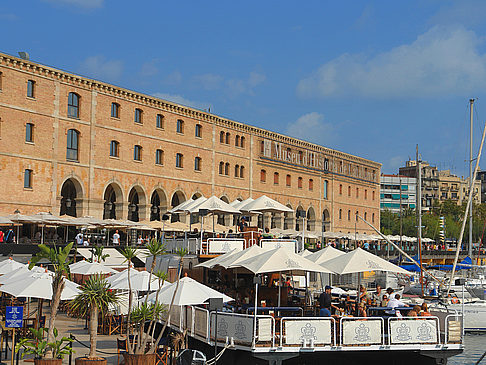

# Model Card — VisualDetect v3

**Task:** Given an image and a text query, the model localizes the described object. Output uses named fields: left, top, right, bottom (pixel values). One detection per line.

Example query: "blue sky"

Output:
left=2, top=0, right=486, bottom=176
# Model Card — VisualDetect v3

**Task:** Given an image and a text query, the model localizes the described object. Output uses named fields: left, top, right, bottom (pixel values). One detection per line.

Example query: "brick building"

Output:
left=0, top=52, right=381, bottom=234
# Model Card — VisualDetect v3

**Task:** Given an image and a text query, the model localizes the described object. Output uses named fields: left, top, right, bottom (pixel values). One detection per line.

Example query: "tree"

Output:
left=69, top=274, right=120, bottom=358
left=120, top=246, right=137, bottom=354
left=29, top=243, right=73, bottom=358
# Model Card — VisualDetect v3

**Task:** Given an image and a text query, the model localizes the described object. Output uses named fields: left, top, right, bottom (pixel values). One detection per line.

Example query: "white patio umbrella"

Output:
left=231, top=198, right=254, bottom=210
left=0, top=258, right=25, bottom=274
left=195, top=249, right=238, bottom=269
left=306, top=246, right=345, bottom=265
left=69, top=261, right=117, bottom=275
left=0, top=217, right=14, bottom=225
left=238, top=195, right=293, bottom=213
left=146, top=276, right=233, bottom=306
left=0, top=265, right=47, bottom=285
left=321, top=247, right=411, bottom=275
left=110, top=270, right=166, bottom=291
left=0, top=271, right=80, bottom=300
left=216, top=245, right=266, bottom=269
left=299, top=249, right=314, bottom=257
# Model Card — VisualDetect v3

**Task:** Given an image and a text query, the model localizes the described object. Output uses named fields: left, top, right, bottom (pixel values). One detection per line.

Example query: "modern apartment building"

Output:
left=380, top=174, right=417, bottom=213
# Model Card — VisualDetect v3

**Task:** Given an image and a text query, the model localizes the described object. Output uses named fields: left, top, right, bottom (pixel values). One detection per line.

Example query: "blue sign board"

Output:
left=5, top=306, right=23, bottom=328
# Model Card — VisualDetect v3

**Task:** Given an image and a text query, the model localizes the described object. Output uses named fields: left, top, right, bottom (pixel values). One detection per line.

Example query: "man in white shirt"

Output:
left=75, top=232, right=83, bottom=246
left=113, top=230, right=120, bottom=245
left=386, top=294, right=409, bottom=315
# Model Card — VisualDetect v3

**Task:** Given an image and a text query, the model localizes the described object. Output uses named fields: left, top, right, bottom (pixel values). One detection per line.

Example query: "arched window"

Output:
left=220, top=131, right=225, bottom=143
left=356, top=187, right=359, bottom=198
left=219, top=161, right=224, bottom=175
left=339, top=209, right=342, bottom=220
left=133, top=145, right=142, bottom=161
left=372, top=191, right=375, bottom=200
left=372, top=213, right=375, bottom=223
left=176, top=153, right=183, bottom=168
left=194, top=157, right=202, bottom=171
left=176, top=119, right=184, bottom=134
left=234, top=164, right=240, bottom=177
left=156, top=114, right=164, bottom=128
left=66, top=129, right=79, bottom=160
left=68, top=92, right=80, bottom=118
left=286, top=174, right=291, bottom=187
left=240, top=136, right=245, bottom=148
left=235, top=135, right=240, bottom=147
left=339, top=184, right=343, bottom=195
left=134, top=108, right=143, bottom=124
left=355, top=211, right=359, bottom=221
left=365, top=189, right=368, bottom=200
left=111, top=102, right=120, bottom=118
left=155, top=149, right=163, bottom=165
left=225, top=132, right=230, bottom=144
left=348, top=186, right=351, bottom=197
left=298, top=177, right=303, bottom=189
left=240, top=165, right=244, bottom=178
left=110, top=140, right=119, bottom=157
left=274, top=172, right=279, bottom=185
left=260, top=169, right=266, bottom=182
left=309, top=179, right=314, bottom=191
left=225, top=162, right=230, bottom=175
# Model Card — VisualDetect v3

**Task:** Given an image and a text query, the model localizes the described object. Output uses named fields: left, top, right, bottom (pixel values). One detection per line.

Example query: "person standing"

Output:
left=112, top=230, right=120, bottom=245
left=75, top=231, right=84, bottom=246
left=4, top=229, right=14, bottom=243
left=318, top=286, right=343, bottom=316
left=0, top=230, right=4, bottom=243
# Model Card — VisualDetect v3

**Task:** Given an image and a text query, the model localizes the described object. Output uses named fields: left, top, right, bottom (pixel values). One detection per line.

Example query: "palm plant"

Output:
left=69, top=275, right=120, bottom=359
left=89, top=245, right=109, bottom=263
left=29, top=242, right=73, bottom=358
left=120, top=246, right=137, bottom=353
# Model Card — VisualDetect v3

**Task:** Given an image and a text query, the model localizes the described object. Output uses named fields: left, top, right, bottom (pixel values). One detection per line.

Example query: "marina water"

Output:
left=449, top=333, right=485, bottom=364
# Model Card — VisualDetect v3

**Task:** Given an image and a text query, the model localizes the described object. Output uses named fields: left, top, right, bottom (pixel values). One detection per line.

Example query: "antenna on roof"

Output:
left=18, top=52, right=29, bottom=60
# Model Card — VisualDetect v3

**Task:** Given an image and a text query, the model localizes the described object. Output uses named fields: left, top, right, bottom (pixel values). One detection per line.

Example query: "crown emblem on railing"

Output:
left=395, top=322, right=412, bottom=341
left=416, top=322, right=433, bottom=341
left=217, top=318, right=228, bottom=337
left=299, top=323, right=317, bottom=341
left=234, top=320, right=247, bottom=339
left=353, top=323, right=371, bottom=342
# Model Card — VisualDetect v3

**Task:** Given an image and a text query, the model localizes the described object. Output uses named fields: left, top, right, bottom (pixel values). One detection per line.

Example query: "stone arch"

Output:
left=127, top=185, right=147, bottom=222
left=150, top=188, right=168, bottom=221
left=218, top=195, right=231, bottom=226
left=307, top=206, right=316, bottom=231
left=295, top=205, right=305, bottom=231
left=103, top=182, right=124, bottom=219
left=59, top=176, right=84, bottom=217
left=322, top=208, right=331, bottom=233
left=190, top=192, right=203, bottom=224
left=170, top=190, right=186, bottom=222
left=284, top=203, right=294, bottom=230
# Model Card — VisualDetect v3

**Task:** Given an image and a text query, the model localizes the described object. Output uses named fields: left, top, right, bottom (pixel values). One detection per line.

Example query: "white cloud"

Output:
left=139, top=60, right=159, bottom=78
left=193, top=73, right=224, bottom=91
left=153, top=93, right=211, bottom=111
left=286, top=112, right=337, bottom=146
left=297, top=26, right=486, bottom=99
left=226, top=71, right=266, bottom=96
left=78, top=56, right=123, bottom=82
left=43, top=0, right=103, bottom=8
left=164, top=71, right=182, bottom=85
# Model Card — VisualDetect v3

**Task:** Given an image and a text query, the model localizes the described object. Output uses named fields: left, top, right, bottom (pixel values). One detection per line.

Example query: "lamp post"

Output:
left=199, top=209, right=209, bottom=254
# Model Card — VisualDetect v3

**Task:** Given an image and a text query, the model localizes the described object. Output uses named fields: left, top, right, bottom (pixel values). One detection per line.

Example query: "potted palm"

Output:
left=120, top=239, right=185, bottom=365
left=28, top=242, right=73, bottom=361
left=69, top=274, right=121, bottom=365
left=15, top=327, right=74, bottom=365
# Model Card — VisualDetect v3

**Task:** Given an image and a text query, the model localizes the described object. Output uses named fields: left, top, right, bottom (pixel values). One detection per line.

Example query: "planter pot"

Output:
left=34, top=359, right=62, bottom=365
left=122, top=353, right=156, bottom=365
left=75, top=357, right=107, bottom=365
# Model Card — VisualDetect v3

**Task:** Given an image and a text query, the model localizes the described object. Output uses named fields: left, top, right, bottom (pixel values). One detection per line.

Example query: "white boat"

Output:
left=430, top=299, right=486, bottom=332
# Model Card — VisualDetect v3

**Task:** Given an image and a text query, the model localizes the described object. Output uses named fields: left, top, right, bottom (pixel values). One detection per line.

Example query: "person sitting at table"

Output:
left=372, top=285, right=383, bottom=305
left=357, top=302, right=367, bottom=317
left=420, top=302, right=432, bottom=316
left=386, top=294, right=409, bottom=316
left=359, top=285, right=369, bottom=302
left=408, top=308, right=418, bottom=317
left=381, top=294, right=389, bottom=307
left=319, top=286, right=343, bottom=317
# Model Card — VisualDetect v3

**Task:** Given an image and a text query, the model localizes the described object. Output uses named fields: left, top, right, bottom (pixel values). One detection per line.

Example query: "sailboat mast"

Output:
left=469, top=99, right=474, bottom=258
left=416, top=145, right=424, bottom=296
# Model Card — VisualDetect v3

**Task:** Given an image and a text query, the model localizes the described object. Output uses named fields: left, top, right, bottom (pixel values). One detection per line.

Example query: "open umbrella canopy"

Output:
left=299, top=249, right=314, bottom=257
left=238, top=195, right=293, bottom=213
left=230, top=247, right=334, bottom=274
left=0, top=271, right=80, bottom=300
left=110, top=270, right=167, bottom=291
left=230, top=198, right=254, bottom=210
left=195, top=249, right=238, bottom=269
left=215, top=244, right=267, bottom=269
left=146, top=276, right=233, bottom=306
left=187, top=196, right=241, bottom=215
left=69, top=260, right=117, bottom=275
left=169, top=196, right=206, bottom=214
left=0, top=265, right=47, bottom=284
left=31, top=212, right=70, bottom=225
left=0, top=258, right=25, bottom=274
left=0, top=217, right=14, bottom=225
left=321, top=247, right=411, bottom=275
left=306, top=246, right=346, bottom=265
left=65, top=216, right=107, bottom=227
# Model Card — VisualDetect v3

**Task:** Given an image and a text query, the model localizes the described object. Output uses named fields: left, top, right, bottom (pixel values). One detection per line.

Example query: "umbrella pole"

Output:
left=41, top=225, right=44, bottom=244
left=16, top=224, right=19, bottom=244
left=212, top=214, right=215, bottom=235
left=278, top=271, right=281, bottom=307
left=253, top=277, right=259, bottom=347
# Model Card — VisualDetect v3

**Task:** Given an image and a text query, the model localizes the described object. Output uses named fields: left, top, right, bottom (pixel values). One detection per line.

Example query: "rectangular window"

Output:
left=24, top=169, right=32, bottom=188
left=110, top=140, right=119, bottom=157
left=155, top=149, right=163, bottom=165
left=134, top=145, right=142, bottom=161
left=177, top=119, right=184, bottom=134
left=286, top=174, right=291, bottom=187
left=25, top=123, right=34, bottom=142
left=195, top=124, right=202, bottom=138
left=194, top=157, right=202, bottom=171
left=111, top=103, right=120, bottom=118
left=176, top=153, right=183, bottom=168
left=0, top=71, right=2, bottom=90
left=27, top=80, right=35, bottom=98
left=156, top=114, right=164, bottom=129
left=134, top=108, right=142, bottom=124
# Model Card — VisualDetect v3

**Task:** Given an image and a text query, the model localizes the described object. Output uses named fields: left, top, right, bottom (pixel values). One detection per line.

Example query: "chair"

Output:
left=109, top=315, right=123, bottom=335
left=155, top=347, right=168, bottom=365
left=117, top=338, right=127, bottom=365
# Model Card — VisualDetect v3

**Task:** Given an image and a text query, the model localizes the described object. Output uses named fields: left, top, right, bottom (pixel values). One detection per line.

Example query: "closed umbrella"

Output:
left=146, top=277, right=233, bottom=306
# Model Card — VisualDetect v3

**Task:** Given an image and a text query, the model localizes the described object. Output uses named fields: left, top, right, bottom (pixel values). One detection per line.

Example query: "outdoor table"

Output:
left=368, top=306, right=412, bottom=317
left=246, top=306, right=303, bottom=317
